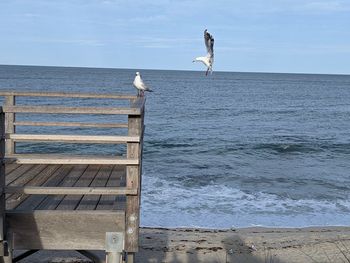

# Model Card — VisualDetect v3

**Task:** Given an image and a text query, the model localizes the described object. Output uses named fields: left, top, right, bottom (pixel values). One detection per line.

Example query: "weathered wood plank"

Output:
left=4, top=96, right=15, bottom=155
left=36, top=165, right=88, bottom=210
left=96, top=165, right=125, bottom=210
left=6, top=165, right=46, bottom=206
left=14, top=121, right=128, bottom=128
left=5, top=154, right=139, bottom=165
left=5, top=164, right=34, bottom=185
left=130, top=97, right=146, bottom=111
left=6, top=165, right=60, bottom=210
left=0, top=110, right=5, bottom=243
left=76, top=165, right=113, bottom=210
left=125, top=114, right=141, bottom=252
left=111, top=165, right=127, bottom=211
left=6, top=165, right=47, bottom=188
left=7, top=210, right=125, bottom=250
left=4, top=163, right=19, bottom=175
left=6, top=186, right=137, bottom=195
left=7, top=134, right=140, bottom=144
left=3, top=106, right=141, bottom=115
left=56, top=165, right=101, bottom=210
left=0, top=91, right=136, bottom=99
left=14, top=165, right=72, bottom=211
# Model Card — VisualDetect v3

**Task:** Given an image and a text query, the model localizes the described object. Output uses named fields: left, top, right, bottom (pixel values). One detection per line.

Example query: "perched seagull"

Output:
left=133, top=72, right=153, bottom=96
left=193, top=29, right=214, bottom=76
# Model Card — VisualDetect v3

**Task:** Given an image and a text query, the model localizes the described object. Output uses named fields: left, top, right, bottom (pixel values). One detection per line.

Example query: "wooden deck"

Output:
left=6, top=164, right=126, bottom=211
left=0, top=91, right=146, bottom=263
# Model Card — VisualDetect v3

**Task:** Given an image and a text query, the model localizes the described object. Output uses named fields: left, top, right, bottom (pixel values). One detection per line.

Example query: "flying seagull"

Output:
left=133, top=72, right=153, bottom=96
left=193, top=29, right=214, bottom=76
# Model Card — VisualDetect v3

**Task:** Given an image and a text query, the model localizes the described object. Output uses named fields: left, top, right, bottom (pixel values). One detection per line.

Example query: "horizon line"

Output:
left=1, top=63, right=349, bottom=77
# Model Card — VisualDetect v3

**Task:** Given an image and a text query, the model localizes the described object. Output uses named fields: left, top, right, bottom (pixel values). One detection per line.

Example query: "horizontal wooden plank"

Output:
left=3, top=106, right=141, bottom=115
left=6, top=186, right=137, bottom=195
left=5, top=154, right=139, bottom=165
left=14, top=121, right=128, bottom=128
left=0, top=91, right=136, bottom=99
left=7, top=210, right=125, bottom=250
left=6, top=134, right=140, bottom=144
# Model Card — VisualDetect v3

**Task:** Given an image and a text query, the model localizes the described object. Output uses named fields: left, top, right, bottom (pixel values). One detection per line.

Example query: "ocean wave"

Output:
left=141, top=176, right=350, bottom=228
left=144, top=139, right=350, bottom=156
left=143, top=179, right=350, bottom=214
left=252, top=143, right=320, bottom=153
left=253, top=142, right=350, bottom=155
left=146, top=140, right=196, bottom=149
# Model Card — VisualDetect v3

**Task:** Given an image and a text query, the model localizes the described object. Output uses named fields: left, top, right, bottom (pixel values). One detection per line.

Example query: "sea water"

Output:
left=1, top=65, right=350, bottom=228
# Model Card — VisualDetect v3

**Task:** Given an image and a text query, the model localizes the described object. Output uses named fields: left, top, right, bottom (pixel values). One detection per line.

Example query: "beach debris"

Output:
left=133, top=72, right=153, bottom=96
left=250, top=244, right=257, bottom=251
left=193, top=29, right=214, bottom=76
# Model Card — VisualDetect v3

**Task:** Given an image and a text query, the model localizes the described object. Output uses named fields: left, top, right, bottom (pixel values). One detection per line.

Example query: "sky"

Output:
left=0, top=0, right=349, bottom=74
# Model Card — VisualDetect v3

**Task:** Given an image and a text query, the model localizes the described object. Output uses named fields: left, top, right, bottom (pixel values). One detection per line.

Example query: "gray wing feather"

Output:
left=204, top=29, right=214, bottom=56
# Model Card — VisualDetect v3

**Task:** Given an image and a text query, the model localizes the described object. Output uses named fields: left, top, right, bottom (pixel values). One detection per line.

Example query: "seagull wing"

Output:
left=204, top=29, right=214, bottom=56
left=139, top=78, right=148, bottom=89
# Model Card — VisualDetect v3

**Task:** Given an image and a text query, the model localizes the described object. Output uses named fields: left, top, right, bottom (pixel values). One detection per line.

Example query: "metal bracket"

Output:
left=122, top=250, right=128, bottom=262
left=105, top=232, right=124, bottom=253
left=0, top=240, right=9, bottom=256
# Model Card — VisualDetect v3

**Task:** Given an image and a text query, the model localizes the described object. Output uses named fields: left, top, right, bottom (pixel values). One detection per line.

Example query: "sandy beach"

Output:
left=15, top=226, right=350, bottom=263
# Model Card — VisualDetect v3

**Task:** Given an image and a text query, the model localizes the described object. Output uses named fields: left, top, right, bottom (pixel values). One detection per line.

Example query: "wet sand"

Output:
left=16, top=226, right=350, bottom=262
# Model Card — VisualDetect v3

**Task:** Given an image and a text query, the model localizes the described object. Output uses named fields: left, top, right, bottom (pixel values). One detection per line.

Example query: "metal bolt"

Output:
left=127, top=227, right=134, bottom=234
left=129, top=214, right=137, bottom=222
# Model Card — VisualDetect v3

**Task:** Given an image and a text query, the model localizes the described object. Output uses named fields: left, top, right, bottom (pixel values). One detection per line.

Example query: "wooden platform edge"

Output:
left=7, top=210, right=125, bottom=250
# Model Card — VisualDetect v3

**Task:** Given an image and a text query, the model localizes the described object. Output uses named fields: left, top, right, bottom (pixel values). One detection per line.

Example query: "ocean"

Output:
left=1, top=64, right=350, bottom=228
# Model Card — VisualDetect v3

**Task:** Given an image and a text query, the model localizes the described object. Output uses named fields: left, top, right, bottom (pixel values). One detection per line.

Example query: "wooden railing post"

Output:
left=4, top=96, right=15, bottom=155
left=0, top=108, right=5, bottom=245
left=125, top=107, right=142, bottom=253
left=0, top=107, right=12, bottom=262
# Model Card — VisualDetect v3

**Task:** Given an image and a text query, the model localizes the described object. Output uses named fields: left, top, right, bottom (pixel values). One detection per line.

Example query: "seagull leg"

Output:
left=205, top=68, right=209, bottom=76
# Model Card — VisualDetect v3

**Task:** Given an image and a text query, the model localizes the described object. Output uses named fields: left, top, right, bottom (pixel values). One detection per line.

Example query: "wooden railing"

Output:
left=0, top=91, right=145, bottom=253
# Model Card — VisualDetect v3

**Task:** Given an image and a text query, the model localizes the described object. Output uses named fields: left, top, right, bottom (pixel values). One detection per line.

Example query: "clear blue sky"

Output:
left=1, top=0, right=349, bottom=74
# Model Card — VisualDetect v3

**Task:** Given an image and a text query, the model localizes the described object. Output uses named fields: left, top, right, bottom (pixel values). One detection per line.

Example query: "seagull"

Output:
left=193, top=29, right=214, bottom=76
left=133, top=72, right=153, bottom=96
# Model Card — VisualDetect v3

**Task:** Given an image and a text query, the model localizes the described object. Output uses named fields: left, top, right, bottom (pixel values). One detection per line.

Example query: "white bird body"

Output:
left=133, top=72, right=152, bottom=96
left=193, top=29, right=214, bottom=76
left=193, top=56, right=213, bottom=68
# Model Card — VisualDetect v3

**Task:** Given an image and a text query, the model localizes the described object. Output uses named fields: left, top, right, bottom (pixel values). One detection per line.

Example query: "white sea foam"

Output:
left=141, top=174, right=350, bottom=228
